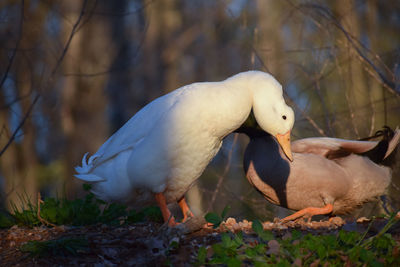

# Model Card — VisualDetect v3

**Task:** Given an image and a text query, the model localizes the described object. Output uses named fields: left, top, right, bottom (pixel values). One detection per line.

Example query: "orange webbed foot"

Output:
left=281, top=204, right=334, bottom=223
left=178, top=197, right=194, bottom=223
left=155, top=192, right=180, bottom=227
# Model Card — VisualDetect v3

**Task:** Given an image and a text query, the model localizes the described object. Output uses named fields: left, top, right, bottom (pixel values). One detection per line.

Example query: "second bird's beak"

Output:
left=275, top=131, right=293, bottom=162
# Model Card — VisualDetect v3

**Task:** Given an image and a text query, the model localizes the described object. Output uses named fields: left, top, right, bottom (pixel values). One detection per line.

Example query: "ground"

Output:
left=1, top=216, right=399, bottom=266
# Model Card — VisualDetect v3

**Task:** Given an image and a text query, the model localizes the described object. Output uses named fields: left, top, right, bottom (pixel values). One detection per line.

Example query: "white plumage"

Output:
left=75, top=71, right=295, bottom=225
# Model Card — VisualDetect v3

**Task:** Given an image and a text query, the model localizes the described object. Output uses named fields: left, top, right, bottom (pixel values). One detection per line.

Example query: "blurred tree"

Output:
left=59, top=0, right=112, bottom=197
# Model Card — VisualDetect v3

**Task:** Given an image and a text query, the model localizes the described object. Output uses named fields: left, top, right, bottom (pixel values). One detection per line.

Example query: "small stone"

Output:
left=206, top=246, right=213, bottom=258
left=356, top=217, right=369, bottom=223
left=282, top=232, right=292, bottom=240
left=293, top=258, right=302, bottom=266
left=266, top=240, right=280, bottom=255
left=276, top=224, right=288, bottom=230
left=225, top=217, right=237, bottom=224
left=330, top=216, right=345, bottom=226
left=232, top=223, right=241, bottom=232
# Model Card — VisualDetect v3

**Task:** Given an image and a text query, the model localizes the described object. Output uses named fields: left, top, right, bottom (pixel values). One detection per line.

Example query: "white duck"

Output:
left=75, top=71, right=295, bottom=226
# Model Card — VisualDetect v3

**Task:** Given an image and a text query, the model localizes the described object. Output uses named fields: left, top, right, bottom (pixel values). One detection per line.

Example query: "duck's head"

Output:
left=244, top=71, right=295, bottom=161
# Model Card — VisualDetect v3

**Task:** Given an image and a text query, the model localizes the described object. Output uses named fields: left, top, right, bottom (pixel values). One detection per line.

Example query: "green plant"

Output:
left=8, top=192, right=41, bottom=227
left=3, top=184, right=164, bottom=228
left=20, top=237, right=89, bottom=257
left=197, top=212, right=400, bottom=266
left=205, top=205, right=231, bottom=228
left=0, top=210, right=15, bottom=228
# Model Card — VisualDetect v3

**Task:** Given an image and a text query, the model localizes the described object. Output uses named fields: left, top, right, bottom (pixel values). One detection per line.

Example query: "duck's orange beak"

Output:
left=275, top=131, right=293, bottom=162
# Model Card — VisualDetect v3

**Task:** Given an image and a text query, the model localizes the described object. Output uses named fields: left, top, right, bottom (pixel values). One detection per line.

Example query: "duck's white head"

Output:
left=230, top=71, right=295, bottom=160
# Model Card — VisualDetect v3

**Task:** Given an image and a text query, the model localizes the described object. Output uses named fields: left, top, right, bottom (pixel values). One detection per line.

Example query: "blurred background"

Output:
left=0, top=0, right=399, bottom=221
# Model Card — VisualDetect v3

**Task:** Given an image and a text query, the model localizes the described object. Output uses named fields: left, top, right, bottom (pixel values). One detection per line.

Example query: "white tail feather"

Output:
left=74, top=152, right=104, bottom=182
left=74, top=173, right=105, bottom=182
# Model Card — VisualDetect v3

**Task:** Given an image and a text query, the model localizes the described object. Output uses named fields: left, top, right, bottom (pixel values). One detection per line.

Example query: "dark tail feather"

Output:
left=359, top=126, right=399, bottom=165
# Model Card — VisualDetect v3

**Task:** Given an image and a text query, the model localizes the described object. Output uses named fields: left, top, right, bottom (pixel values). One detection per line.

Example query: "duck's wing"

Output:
left=292, top=127, right=400, bottom=161
left=291, top=137, right=379, bottom=159
left=75, top=85, right=191, bottom=178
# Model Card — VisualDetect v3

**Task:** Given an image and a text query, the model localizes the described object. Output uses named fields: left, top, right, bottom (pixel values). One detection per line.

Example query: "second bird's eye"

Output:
left=282, top=115, right=287, bottom=120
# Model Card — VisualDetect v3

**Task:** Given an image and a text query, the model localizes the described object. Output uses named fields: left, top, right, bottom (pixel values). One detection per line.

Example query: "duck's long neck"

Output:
left=205, top=78, right=254, bottom=138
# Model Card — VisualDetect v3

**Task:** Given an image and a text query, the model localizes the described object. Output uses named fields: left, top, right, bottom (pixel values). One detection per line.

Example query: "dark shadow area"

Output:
left=240, top=128, right=291, bottom=208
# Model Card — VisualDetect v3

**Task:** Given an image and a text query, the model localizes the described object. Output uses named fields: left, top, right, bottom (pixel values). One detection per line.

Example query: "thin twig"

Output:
left=297, top=3, right=399, bottom=97
left=0, top=0, right=24, bottom=91
left=51, top=0, right=89, bottom=76
left=37, top=192, right=57, bottom=227
left=207, top=134, right=239, bottom=212
left=0, top=94, right=39, bottom=156
left=1, top=0, right=88, bottom=156
left=285, top=94, right=326, bottom=136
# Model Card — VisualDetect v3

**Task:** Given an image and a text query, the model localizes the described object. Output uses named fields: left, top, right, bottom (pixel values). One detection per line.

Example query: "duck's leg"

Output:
left=281, top=204, right=333, bottom=223
left=178, top=197, right=194, bottom=222
left=154, top=192, right=178, bottom=226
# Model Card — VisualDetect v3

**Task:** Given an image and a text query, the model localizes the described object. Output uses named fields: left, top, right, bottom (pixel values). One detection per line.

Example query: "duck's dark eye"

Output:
left=282, top=115, right=287, bottom=120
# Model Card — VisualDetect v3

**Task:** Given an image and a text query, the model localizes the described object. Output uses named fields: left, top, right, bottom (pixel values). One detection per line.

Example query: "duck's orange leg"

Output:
left=154, top=192, right=178, bottom=226
left=178, top=197, right=194, bottom=222
left=281, top=204, right=334, bottom=223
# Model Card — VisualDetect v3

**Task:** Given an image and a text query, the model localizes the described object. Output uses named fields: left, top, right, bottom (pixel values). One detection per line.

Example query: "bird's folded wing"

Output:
left=291, top=137, right=378, bottom=159
left=292, top=127, right=399, bottom=160
left=77, top=86, right=191, bottom=172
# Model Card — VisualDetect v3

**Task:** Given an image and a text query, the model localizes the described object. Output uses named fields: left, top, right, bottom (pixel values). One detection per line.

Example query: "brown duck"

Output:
left=238, top=127, right=400, bottom=222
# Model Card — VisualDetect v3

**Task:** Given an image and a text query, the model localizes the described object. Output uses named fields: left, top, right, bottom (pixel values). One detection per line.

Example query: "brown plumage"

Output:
left=239, top=127, right=400, bottom=221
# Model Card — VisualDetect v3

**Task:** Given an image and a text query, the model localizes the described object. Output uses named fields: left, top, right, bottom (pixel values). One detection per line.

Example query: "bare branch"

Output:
left=297, top=3, right=399, bottom=97
left=0, top=94, right=39, bottom=157
left=51, top=0, right=89, bottom=76
left=0, top=0, right=24, bottom=91
left=1, top=0, right=90, bottom=156
left=207, top=133, right=239, bottom=212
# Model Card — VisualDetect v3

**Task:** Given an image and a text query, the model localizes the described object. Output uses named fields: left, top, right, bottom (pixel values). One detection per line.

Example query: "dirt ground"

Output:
left=1, top=216, right=400, bottom=266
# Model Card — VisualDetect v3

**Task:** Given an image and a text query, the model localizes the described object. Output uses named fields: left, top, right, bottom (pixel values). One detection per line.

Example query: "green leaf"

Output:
left=221, top=232, right=232, bottom=248
left=226, top=257, right=241, bottom=267
left=82, top=183, right=92, bottom=192
left=211, top=243, right=225, bottom=257
left=254, top=261, right=270, bottom=267
left=127, top=209, right=145, bottom=223
left=252, top=219, right=273, bottom=241
left=0, top=211, right=15, bottom=228
left=245, top=247, right=257, bottom=257
left=233, top=231, right=243, bottom=245
left=142, top=206, right=163, bottom=223
left=221, top=205, right=231, bottom=219
left=197, top=246, right=207, bottom=265
left=205, top=212, right=222, bottom=228
left=252, top=219, right=263, bottom=235
left=291, top=230, right=301, bottom=240
left=21, top=237, right=88, bottom=257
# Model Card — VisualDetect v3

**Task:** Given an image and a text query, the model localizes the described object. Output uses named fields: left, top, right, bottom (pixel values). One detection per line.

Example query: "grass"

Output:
left=0, top=184, right=163, bottom=228
left=2, top=190, right=399, bottom=265
left=20, top=237, right=89, bottom=257
left=198, top=211, right=400, bottom=266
